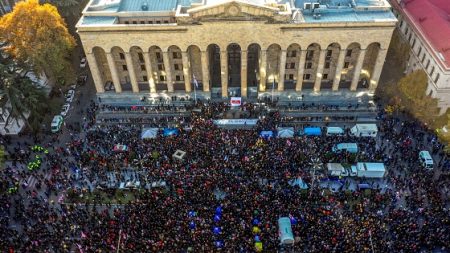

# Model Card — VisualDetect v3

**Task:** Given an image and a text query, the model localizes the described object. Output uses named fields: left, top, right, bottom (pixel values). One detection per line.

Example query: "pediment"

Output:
left=187, top=1, right=283, bottom=21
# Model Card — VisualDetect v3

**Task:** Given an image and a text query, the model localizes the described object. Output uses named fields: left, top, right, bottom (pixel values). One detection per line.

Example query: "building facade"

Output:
left=77, top=0, right=396, bottom=102
left=391, top=0, right=450, bottom=114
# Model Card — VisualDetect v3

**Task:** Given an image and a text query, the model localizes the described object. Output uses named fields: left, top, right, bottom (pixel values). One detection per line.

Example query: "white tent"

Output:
left=277, top=127, right=295, bottom=138
left=141, top=128, right=158, bottom=139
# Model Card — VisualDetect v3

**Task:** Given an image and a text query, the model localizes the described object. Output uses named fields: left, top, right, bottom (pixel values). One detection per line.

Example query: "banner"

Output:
left=230, top=97, right=242, bottom=106
left=213, top=119, right=258, bottom=125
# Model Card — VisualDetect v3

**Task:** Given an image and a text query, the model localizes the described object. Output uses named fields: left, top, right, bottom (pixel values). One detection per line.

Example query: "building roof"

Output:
left=118, top=0, right=178, bottom=12
left=82, top=16, right=117, bottom=25
left=400, top=0, right=450, bottom=68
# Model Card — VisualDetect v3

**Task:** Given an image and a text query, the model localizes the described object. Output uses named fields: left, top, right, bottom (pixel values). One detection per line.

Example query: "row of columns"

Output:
left=87, top=47, right=386, bottom=97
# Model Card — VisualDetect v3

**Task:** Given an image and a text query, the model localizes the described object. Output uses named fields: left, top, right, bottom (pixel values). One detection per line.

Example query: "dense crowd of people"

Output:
left=0, top=101, right=449, bottom=252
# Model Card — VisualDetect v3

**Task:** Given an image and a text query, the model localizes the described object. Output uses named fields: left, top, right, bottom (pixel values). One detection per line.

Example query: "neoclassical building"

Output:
left=77, top=0, right=397, bottom=101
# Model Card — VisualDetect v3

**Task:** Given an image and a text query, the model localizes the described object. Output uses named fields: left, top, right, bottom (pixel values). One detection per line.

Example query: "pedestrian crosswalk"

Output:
left=19, top=172, right=53, bottom=189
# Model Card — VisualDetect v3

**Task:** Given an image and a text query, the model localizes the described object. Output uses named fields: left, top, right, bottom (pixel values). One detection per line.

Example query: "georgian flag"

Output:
left=193, top=74, right=199, bottom=88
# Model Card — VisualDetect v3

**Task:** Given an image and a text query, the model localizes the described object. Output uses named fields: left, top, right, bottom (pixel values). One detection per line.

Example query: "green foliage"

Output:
left=0, top=146, right=5, bottom=169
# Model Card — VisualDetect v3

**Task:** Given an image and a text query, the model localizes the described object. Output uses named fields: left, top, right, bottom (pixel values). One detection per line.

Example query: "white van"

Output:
left=350, top=124, right=378, bottom=137
left=419, top=151, right=434, bottom=169
left=326, top=127, right=344, bottom=136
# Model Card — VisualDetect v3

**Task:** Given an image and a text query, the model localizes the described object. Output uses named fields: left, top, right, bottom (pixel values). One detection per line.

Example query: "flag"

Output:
left=193, top=74, right=199, bottom=88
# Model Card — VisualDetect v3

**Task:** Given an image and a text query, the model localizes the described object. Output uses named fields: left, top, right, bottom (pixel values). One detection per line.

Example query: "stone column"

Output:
left=350, top=49, right=366, bottom=91
left=181, top=51, right=192, bottom=93
left=314, top=49, right=326, bottom=92
left=278, top=50, right=287, bottom=92
left=142, top=51, right=156, bottom=93
left=259, top=50, right=267, bottom=92
left=296, top=50, right=306, bottom=91
left=220, top=50, right=228, bottom=98
left=162, top=50, right=174, bottom=92
left=369, top=49, right=388, bottom=90
left=106, top=53, right=122, bottom=93
left=86, top=53, right=105, bottom=93
left=124, top=52, right=139, bottom=93
left=332, top=49, right=346, bottom=91
left=201, top=51, right=210, bottom=92
left=241, top=50, right=248, bottom=97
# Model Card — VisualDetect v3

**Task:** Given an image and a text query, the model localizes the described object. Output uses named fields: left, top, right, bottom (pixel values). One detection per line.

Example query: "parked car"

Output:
left=65, top=90, right=75, bottom=103
left=60, top=103, right=70, bottom=117
left=80, top=57, right=87, bottom=68
left=51, top=115, right=64, bottom=133
left=77, top=74, right=88, bottom=86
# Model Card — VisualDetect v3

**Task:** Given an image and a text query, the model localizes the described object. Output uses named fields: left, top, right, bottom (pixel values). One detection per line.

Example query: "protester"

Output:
left=0, top=101, right=449, bottom=252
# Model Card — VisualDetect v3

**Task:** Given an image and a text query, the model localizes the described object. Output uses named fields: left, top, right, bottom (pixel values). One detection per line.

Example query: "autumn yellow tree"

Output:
left=0, top=0, right=76, bottom=85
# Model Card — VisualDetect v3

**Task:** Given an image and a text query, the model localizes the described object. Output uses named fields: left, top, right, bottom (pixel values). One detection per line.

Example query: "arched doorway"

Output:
left=92, top=46, right=112, bottom=92
left=187, top=45, right=202, bottom=91
left=360, top=42, right=381, bottom=89
left=322, top=43, right=341, bottom=89
left=247, top=43, right=261, bottom=98
left=303, top=43, right=321, bottom=89
left=207, top=44, right=221, bottom=98
left=130, top=46, right=149, bottom=92
left=285, top=43, right=301, bottom=90
left=111, top=46, right=131, bottom=91
left=227, top=43, right=241, bottom=97
left=149, top=46, right=166, bottom=92
left=266, top=44, right=282, bottom=90
left=341, top=42, right=362, bottom=89
left=168, top=45, right=184, bottom=91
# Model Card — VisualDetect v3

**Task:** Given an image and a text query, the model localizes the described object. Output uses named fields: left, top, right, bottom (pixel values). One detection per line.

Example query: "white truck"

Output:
left=350, top=124, right=378, bottom=137
left=356, top=162, right=386, bottom=178
left=327, top=163, right=348, bottom=177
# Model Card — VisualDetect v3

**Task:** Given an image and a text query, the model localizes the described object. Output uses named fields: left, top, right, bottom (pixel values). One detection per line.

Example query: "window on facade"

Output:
left=141, top=65, right=146, bottom=71
left=325, top=61, right=330, bottom=69
left=412, top=39, right=416, bottom=48
left=303, top=74, right=311, bottom=80
left=172, top=52, right=181, bottom=59
left=323, top=74, right=328, bottom=79
left=408, top=33, right=412, bottom=42
left=306, top=50, right=314, bottom=59
left=400, top=20, right=404, bottom=28
left=305, top=62, right=312, bottom=69
left=124, top=21, right=129, bottom=24
left=143, top=75, right=148, bottom=81
left=148, top=21, right=153, bottom=24
left=156, top=21, right=161, bottom=24
left=434, top=73, right=440, bottom=83
left=422, top=54, right=426, bottom=63
left=164, top=21, right=169, bottom=24
left=285, top=63, right=289, bottom=69
left=405, top=28, right=409, bottom=36
left=430, top=66, right=435, bottom=76
left=156, top=52, right=161, bottom=60
left=138, top=53, right=144, bottom=62
left=122, top=65, right=127, bottom=71
left=417, top=47, right=422, bottom=56
left=290, top=51, right=297, bottom=57
left=344, top=62, right=350, bottom=68
left=175, top=75, right=181, bottom=81
left=426, top=59, right=430, bottom=69
left=327, top=50, right=332, bottom=57
left=289, top=74, right=294, bottom=80
left=140, top=21, right=145, bottom=24
left=158, top=64, right=164, bottom=71
left=132, top=21, right=137, bottom=24
left=290, top=62, right=295, bottom=69
left=346, top=50, right=352, bottom=57
left=174, top=64, right=179, bottom=70
left=159, top=75, right=166, bottom=81
left=119, top=53, right=125, bottom=60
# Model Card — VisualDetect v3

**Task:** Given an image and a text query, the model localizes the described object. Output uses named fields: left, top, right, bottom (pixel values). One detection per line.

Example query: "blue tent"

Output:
left=163, top=128, right=179, bottom=137
left=260, top=131, right=274, bottom=139
left=303, top=127, right=321, bottom=136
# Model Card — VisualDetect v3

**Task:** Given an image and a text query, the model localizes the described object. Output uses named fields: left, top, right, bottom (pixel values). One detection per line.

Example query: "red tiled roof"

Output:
left=400, top=0, right=450, bottom=68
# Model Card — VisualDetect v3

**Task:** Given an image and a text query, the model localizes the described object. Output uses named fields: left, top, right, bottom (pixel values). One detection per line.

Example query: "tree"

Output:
left=0, top=0, right=76, bottom=86
left=0, top=49, right=49, bottom=132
